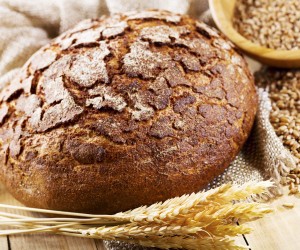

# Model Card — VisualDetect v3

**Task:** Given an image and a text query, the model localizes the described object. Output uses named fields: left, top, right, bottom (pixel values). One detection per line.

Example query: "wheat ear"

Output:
left=0, top=181, right=273, bottom=250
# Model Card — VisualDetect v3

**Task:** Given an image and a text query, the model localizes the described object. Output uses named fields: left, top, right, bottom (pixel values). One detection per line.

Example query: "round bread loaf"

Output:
left=0, top=10, right=257, bottom=214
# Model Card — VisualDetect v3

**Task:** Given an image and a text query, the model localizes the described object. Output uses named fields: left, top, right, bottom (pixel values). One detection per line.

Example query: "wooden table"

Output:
left=0, top=184, right=299, bottom=250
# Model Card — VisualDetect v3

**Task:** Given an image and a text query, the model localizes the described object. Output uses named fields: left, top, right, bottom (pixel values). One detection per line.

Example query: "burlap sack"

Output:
left=0, top=0, right=296, bottom=249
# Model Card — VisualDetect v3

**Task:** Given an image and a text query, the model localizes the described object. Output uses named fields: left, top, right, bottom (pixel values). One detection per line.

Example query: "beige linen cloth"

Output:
left=0, top=0, right=296, bottom=249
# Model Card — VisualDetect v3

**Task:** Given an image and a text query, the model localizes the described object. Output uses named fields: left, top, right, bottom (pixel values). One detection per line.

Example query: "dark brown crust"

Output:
left=0, top=10, right=257, bottom=214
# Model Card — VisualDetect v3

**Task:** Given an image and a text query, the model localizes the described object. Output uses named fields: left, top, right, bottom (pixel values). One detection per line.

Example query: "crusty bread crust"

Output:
left=0, top=10, right=257, bottom=214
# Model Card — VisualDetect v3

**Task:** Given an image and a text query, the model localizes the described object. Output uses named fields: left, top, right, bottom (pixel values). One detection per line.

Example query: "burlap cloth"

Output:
left=0, top=0, right=296, bottom=249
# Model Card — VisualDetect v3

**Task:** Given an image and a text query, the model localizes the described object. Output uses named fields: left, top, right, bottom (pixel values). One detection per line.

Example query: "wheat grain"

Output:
left=256, top=69, right=300, bottom=193
left=282, top=203, right=294, bottom=209
left=233, top=0, right=300, bottom=50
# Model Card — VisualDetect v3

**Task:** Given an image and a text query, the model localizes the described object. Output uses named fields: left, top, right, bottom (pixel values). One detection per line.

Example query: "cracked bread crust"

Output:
left=0, top=10, right=257, bottom=214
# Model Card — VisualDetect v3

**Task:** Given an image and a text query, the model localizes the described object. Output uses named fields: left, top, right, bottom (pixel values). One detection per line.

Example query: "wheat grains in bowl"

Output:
left=256, top=68, right=300, bottom=193
left=233, top=0, right=300, bottom=50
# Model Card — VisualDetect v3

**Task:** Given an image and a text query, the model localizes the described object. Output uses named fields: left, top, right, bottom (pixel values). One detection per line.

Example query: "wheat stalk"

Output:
left=0, top=181, right=273, bottom=249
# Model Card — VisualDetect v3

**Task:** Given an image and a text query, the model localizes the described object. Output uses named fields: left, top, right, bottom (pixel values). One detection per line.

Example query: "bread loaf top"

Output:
left=0, top=10, right=257, bottom=213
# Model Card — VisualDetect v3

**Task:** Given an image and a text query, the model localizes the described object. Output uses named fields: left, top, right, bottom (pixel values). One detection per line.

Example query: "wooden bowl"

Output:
left=209, top=0, right=300, bottom=68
